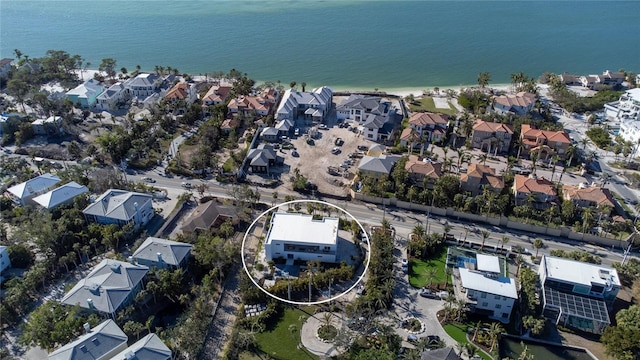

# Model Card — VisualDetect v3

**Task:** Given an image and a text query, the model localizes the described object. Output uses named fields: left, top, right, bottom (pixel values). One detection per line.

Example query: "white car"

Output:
left=319, top=124, right=328, bottom=130
left=141, top=177, right=155, bottom=183
left=181, top=182, right=192, bottom=189
left=401, top=258, right=409, bottom=273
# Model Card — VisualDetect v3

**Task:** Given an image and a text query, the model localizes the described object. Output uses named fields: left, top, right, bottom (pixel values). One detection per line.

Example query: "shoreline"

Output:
left=76, top=69, right=515, bottom=99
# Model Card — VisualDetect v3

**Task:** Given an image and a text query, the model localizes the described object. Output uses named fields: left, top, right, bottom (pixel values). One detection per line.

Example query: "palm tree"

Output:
left=533, top=238, right=544, bottom=257
left=580, top=137, right=589, bottom=150
left=530, top=152, right=538, bottom=175
left=426, top=268, right=438, bottom=288
left=488, top=322, right=505, bottom=353
left=477, top=72, right=491, bottom=88
left=456, top=149, right=469, bottom=174
left=515, top=255, right=525, bottom=277
left=514, top=138, right=525, bottom=161
left=500, top=235, right=510, bottom=253
left=443, top=223, right=452, bottom=240
left=550, top=154, right=560, bottom=182
left=479, top=230, right=490, bottom=251
left=477, top=153, right=488, bottom=166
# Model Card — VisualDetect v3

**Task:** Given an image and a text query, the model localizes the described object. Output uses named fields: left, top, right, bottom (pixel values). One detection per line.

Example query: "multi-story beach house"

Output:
left=539, top=255, right=620, bottom=334
left=562, top=184, right=617, bottom=217
left=96, top=82, right=126, bottom=111
left=491, top=92, right=536, bottom=115
left=123, top=73, right=162, bottom=99
left=400, top=112, right=449, bottom=149
left=31, top=116, right=63, bottom=136
left=265, top=213, right=338, bottom=263
left=227, top=89, right=278, bottom=117
left=520, top=124, right=571, bottom=160
left=132, top=237, right=193, bottom=270
left=6, top=173, right=61, bottom=206
left=202, top=85, right=232, bottom=107
left=336, top=95, right=393, bottom=142
left=276, top=87, right=332, bottom=123
left=607, top=89, right=640, bottom=154
left=513, top=174, right=557, bottom=209
left=83, top=189, right=154, bottom=228
left=66, top=79, right=104, bottom=108
left=580, top=70, right=625, bottom=90
left=471, top=120, right=513, bottom=154
left=460, top=164, right=504, bottom=196
left=110, top=333, right=172, bottom=360
left=48, top=320, right=128, bottom=360
left=404, top=155, right=442, bottom=189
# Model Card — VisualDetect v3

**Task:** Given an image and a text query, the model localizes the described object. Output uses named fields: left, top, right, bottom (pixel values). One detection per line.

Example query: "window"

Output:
left=480, top=293, right=487, bottom=299
left=502, top=313, right=509, bottom=318
left=495, top=304, right=502, bottom=309
left=367, top=134, right=373, bottom=139
left=495, top=295, right=500, bottom=300
left=482, top=302, right=488, bottom=307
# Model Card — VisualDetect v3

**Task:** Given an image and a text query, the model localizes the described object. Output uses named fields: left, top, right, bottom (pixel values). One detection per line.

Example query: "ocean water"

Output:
left=1, top=1, right=638, bottom=90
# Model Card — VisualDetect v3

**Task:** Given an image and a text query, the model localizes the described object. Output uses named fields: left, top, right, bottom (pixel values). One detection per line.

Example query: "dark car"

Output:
left=418, top=288, right=439, bottom=299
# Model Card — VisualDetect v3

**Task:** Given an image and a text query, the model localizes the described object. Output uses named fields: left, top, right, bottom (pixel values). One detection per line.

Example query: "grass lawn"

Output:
left=248, top=306, right=319, bottom=360
left=443, top=323, right=492, bottom=360
left=408, top=248, right=447, bottom=288
left=408, top=96, right=458, bottom=116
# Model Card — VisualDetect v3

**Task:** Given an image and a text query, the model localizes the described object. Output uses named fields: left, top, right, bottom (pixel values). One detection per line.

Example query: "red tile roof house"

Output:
left=562, top=184, right=617, bottom=217
left=492, top=92, right=536, bottom=115
left=513, top=174, right=557, bottom=210
left=399, top=112, right=449, bottom=149
left=163, top=82, right=198, bottom=114
left=404, top=155, right=443, bottom=189
left=227, top=89, right=278, bottom=117
left=460, top=164, right=504, bottom=196
left=471, top=120, right=514, bottom=154
left=520, top=124, right=572, bottom=161
left=201, top=85, right=232, bottom=116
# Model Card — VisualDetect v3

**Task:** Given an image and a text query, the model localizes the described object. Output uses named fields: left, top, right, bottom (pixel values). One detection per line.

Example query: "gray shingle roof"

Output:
left=33, top=181, right=88, bottom=209
left=61, top=260, right=148, bottom=315
left=421, top=347, right=461, bottom=360
left=110, top=333, right=171, bottom=360
left=180, top=201, right=237, bottom=233
left=358, top=155, right=400, bottom=174
left=48, top=319, right=127, bottom=360
left=7, top=173, right=61, bottom=200
left=83, top=189, right=152, bottom=222
left=132, top=237, right=193, bottom=267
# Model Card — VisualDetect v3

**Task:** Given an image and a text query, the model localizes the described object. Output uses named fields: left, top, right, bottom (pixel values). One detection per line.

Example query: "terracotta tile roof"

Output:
left=228, top=94, right=273, bottom=112
left=514, top=174, right=556, bottom=196
left=493, top=92, right=536, bottom=108
left=472, top=119, right=514, bottom=134
left=521, top=124, right=571, bottom=144
left=460, top=164, right=504, bottom=190
left=408, top=112, right=449, bottom=127
left=400, top=128, right=420, bottom=142
left=202, top=85, right=232, bottom=104
left=562, top=185, right=616, bottom=208
left=404, top=155, right=442, bottom=178
left=164, top=83, right=190, bottom=100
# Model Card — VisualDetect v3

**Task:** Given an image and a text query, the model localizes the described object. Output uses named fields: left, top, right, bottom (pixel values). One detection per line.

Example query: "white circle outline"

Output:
left=241, top=199, right=371, bottom=305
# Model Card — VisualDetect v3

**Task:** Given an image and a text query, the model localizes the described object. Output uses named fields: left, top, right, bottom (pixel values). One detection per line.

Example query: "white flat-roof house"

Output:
left=83, top=189, right=154, bottom=228
left=539, top=255, right=620, bottom=334
left=6, top=173, right=61, bottom=206
left=61, top=259, right=149, bottom=317
left=276, top=87, right=332, bottom=123
left=48, top=320, right=128, bottom=360
left=33, top=181, right=89, bottom=210
left=265, top=213, right=339, bottom=263
left=456, top=253, right=517, bottom=323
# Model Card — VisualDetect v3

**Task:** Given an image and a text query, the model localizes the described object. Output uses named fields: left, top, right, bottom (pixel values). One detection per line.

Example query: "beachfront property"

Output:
left=0, top=58, right=13, bottom=79
left=31, top=115, right=62, bottom=135
left=181, top=200, right=238, bottom=234
left=562, top=184, right=617, bottom=217
left=164, top=81, right=198, bottom=105
left=513, top=174, right=557, bottom=209
left=60, top=259, right=149, bottom=317
left=227, top=88, right=278, bottom=117
left=580, top=70, right=625, bottom=90
left=520, top=124, right=571, bottom=160
left=471, top=120, right=514, bottom=154
left=336, top=95, right=393, bottom=142
left=264, top=212, right=339, bottom=263
left=83, top=189, right=154, bottom=228
left=539, top=255, right=620, bottom=334
left=453, top=253, right=517, bottom=323
left=460, top=164, right=504, bottom=196
left=400, top=112, right=449, bottom=148
left=47, top=319, right=128, bottom=360
left=32, top=181, right=89, bottom=210
left=132, top=237, right=193, bottom=270
left=607, top=89, right=640, bottom=153
left=110, top=333, right=172, bottom=360
left=357, top=154, right=400, bottom=180
left=5, top=173, right=61, bottom=206
left=275, top=86, right=332, bottom=123
left=404, top=155, right=442, bottom=189
left=65, top=78, right=104, bottom=108
left=123, top=73, right=162, bottom=99
left=559, top=73, right=582, bottom=86
left=96, top=82, right=126, bottom=111
left=491, top=91, right=536, bottom=116
left=202, top=84, right=232, bottom=107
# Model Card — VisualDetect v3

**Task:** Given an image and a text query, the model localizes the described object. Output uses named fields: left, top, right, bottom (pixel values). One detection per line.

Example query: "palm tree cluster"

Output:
left=407, top=225, right=444, bottom=259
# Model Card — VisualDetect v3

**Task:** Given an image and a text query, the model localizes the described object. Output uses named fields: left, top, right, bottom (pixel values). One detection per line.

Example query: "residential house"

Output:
left=227, top=89, right=278, bottom=117
left=404, top=155, right=442, bottom=188
left=559, top=73, right=581, bottom=86
left=181, top=200, right=238, bottom=234
left=492, top=92, right=536, bottom=115
left=357, top=155, right=400, bottom=180
left=66, top=79, right=104, bottom=108
left=31, top=115, right=63, bottom=136
left=471, top=120, right=514, bottom=154
left=580, top=75, right=600, bottom=89
left=366, top=144, right=385, bottom=157
left=48, top=320, right=128, bottom=360
left=260, top=127, right=279, bottom=142
left=0, top=245, right=10, bottom=281
left=265, top=213, right=338, bottom=263
left=562, top=184, right=616, bottom=216
left=164, top=82, right=197, bottom=105
left=276, top=87, right=332, bottom=123
left=246, top=144, right=278, bottom=174
left=110, top=333, right=172, bottom=360
left=520, top=124, right=571, bottom=160
left=607, top=89, right=640, bottom=154
left=123, top=73, right=162, bottom=99
left=6, top=173, right=61, bottom=206
left=460, top=164, right=504, bottom=196
left=202, top=85, right=232, bottom=107
left=362, top=115, right=394, bottom=142
left=421, top=347, right=461, bottom=360
left=96, top=82, right=126, bottom=111
left=60, top=260, right=149, bottom=317
left=33, top=181, right=89, bottom=210
left=336, top=95, right=393, bottom=142
left=221, top=119, right=239, bottom=134
left=275, top=118, right=295, bottom=137
left=83, top=189, right=154, bottom=228
left=456, top=253, right=517, bottom=323
left=513, top=174, right=557, bottom=209
left=132, top=237, right=193, bottom=270
left=539, top=255, right=621, bottom=334
left=600, top=70, right=625, bottom=87
left=400, top=112, right=449, bottom=148
left=0, top=58, right=13, bottom=79
left=0, top=113, right=29, bottom=135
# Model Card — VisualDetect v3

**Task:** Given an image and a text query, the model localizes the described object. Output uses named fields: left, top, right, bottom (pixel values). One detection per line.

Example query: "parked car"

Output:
left=181, top=182, right=192, bottom=189
left=282, top=143, right=295, bottom=150
left=401, top=258, right=408, bottom=273
left=331, top=147, right=341, bottom=155
left=141, top=177, right=155, bottom=183
left=419, top=288, right=439, bottom=299
left=357, top=145, right=368, bottom=151
left=319, top=124, right=328, bottom=130
left=335, top=137, right=344, bottom=146
left=292, top=150, right=299, bottom=157
left=294, top=128, right=300, bottom=136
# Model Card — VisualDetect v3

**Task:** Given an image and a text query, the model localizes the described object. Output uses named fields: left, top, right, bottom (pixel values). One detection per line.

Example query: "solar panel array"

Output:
left=543, top=287, right=610, bottom=323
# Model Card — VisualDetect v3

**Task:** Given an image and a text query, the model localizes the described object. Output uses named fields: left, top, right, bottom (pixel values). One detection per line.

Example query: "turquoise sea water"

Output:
left=1, top=1, right=638, bottom=90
